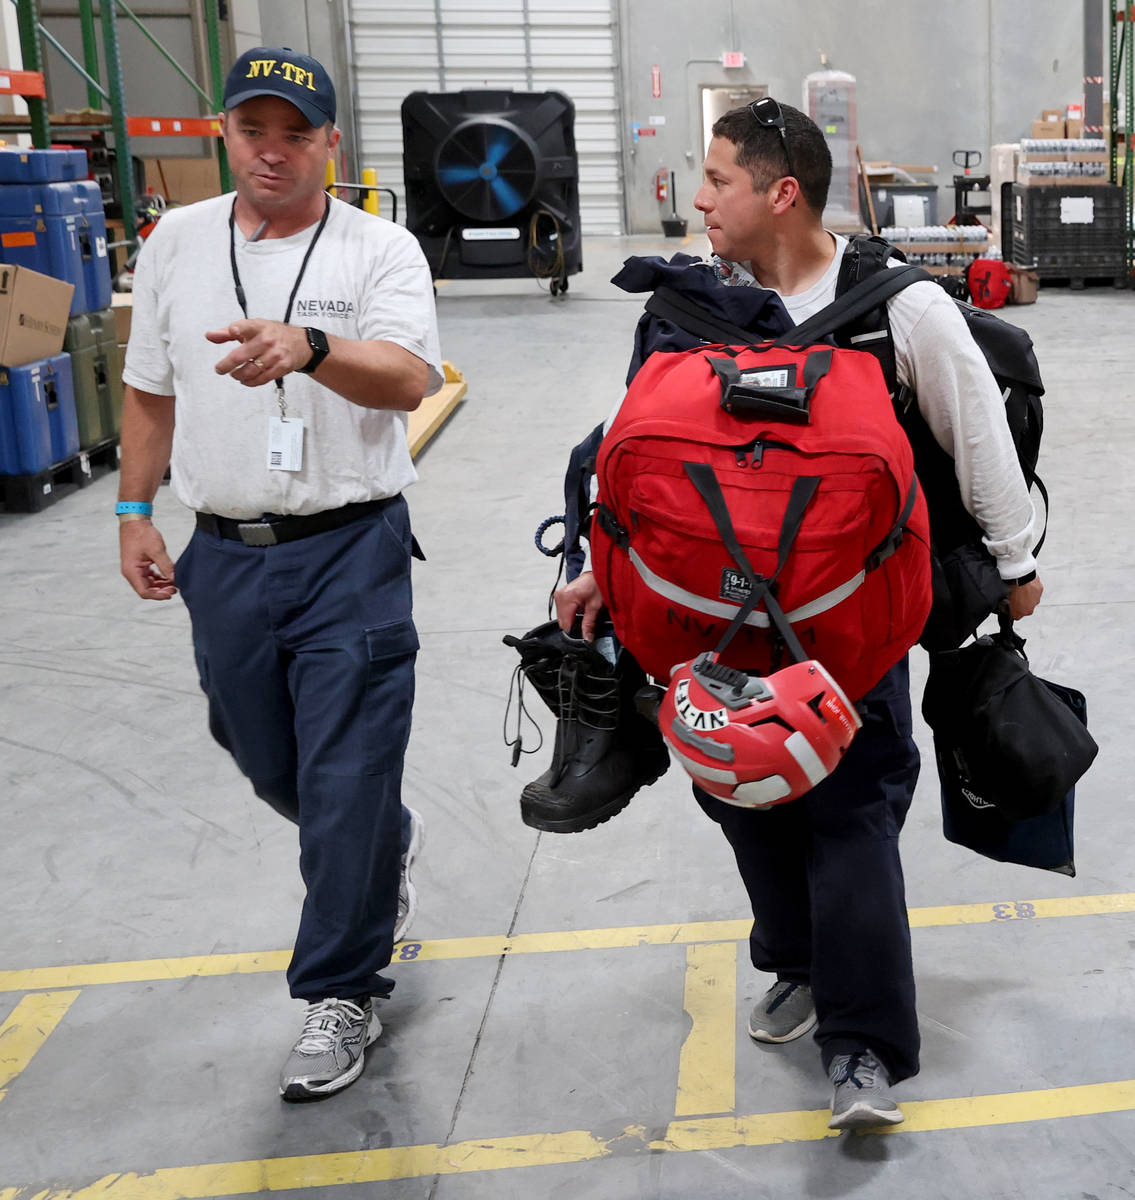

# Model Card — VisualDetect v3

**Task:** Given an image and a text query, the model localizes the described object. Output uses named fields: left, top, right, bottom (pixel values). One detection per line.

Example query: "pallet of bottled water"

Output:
left=880, top=225, right=991, bottom=268
left=1019, top=139, right=1108, bottom=181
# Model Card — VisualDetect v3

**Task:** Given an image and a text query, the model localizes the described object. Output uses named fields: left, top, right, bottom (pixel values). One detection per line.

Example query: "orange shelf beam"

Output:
left=125, top=115, right=220, bottom=138
left=0, top=69, right=46, bottom=98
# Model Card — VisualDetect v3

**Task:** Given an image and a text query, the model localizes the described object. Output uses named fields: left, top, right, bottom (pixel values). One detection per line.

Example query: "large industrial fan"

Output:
left=401, top=90, right=582, bottom=294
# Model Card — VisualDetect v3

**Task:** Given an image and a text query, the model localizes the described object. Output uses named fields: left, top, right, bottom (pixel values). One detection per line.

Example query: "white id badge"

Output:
left=267, top=415, right=304, bottom=471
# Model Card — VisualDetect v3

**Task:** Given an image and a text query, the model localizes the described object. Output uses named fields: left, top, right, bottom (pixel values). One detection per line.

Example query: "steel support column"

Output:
left=15, top=0, right=51, bottom=147
left=78, top=0, right=101, bottom=109
left=98, top=0, right=136, bottom=240
left=203, top=0, right=230, bottom=192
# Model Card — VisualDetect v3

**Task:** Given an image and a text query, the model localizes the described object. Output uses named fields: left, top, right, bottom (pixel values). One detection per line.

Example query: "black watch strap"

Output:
left=298, top=326, right=330, bottom=375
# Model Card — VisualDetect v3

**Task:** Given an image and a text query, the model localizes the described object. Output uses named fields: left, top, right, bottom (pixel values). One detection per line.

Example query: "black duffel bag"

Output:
left=922, top=612, right=1098, bottom=823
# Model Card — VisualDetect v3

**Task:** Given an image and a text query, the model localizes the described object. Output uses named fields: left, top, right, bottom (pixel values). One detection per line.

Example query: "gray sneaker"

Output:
left=394, top=807, right=424, bottom=944
left=828, top=1049, right=904, bottom=1130
left=747, top=981, right=817, bottom=1043
left=279, top=997, right=381, bottom=1102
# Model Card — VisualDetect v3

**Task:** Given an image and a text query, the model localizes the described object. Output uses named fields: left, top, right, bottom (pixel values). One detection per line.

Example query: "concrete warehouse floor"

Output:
left=1, top=232, right=1133, bottom=1200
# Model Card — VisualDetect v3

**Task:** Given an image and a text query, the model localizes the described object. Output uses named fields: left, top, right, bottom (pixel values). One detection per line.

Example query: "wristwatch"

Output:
left=297, top=326, right=330, bottom=375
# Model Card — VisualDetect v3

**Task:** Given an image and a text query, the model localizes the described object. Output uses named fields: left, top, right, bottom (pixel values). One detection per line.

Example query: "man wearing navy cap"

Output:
left=117, top=47, right=443, bottom=1101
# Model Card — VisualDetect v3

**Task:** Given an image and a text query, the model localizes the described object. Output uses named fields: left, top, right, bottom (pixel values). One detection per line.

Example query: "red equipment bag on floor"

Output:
left=590, top=339, right=932, bottom=701
left=967, top=257, right=1012, bottom=309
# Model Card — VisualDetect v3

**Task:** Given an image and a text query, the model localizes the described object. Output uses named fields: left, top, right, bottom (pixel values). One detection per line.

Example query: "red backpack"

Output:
left=967, top=257, right=1012, bottom=310
left=590, top=338, right=932, bottom=701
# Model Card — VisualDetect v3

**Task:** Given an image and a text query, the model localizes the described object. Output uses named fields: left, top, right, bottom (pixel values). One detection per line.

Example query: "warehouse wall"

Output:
left=619, top=0, right=1087, bottom=234
left=27, top=0, right=1094, bottom=233
left=237, top=0, right=362, bottom=186
left=40, top=1, right=212, bottom=159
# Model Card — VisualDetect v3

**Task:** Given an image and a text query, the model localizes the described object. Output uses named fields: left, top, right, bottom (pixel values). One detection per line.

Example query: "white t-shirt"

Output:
left=124, top=193, right=444, bottom=519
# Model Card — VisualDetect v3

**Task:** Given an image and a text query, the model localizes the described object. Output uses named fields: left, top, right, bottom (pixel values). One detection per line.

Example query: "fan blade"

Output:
left=490, top=175, right=527, bottom=214
left=485, top=130, right=517, bottom=167
left=438, top=164, right=483, bottom=186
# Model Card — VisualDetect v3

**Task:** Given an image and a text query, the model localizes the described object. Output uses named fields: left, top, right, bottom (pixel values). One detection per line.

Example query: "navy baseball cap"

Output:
left=223, top=46, right=336, bottom=128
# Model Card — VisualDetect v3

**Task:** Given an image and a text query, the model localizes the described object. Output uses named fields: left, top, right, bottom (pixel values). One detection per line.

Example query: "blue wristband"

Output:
left=116, top=501, right=154, bottom=516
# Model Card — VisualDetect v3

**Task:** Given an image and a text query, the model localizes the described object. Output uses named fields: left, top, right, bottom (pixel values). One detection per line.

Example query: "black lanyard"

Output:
left=228, top=191, right=331, bottom=323
left=228, top=193, right=331, bottom=414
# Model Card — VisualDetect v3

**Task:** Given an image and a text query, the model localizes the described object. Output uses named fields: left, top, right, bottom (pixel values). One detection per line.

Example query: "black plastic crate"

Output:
left=1008, top=183, right=1125, bottom=273
left=1031, top=251, right=1126, bottom=276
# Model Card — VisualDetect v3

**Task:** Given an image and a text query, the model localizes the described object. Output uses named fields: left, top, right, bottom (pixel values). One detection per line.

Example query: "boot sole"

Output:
left=520, top=765, right=668, bottom=834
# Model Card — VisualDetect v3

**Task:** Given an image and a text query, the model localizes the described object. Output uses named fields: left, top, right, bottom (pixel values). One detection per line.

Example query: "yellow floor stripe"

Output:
left=2, top=893, right=1133, bottom=994
left=675, top=943, right=737, bottom=1116
left=5, top=1080, right=1134, bottom=1198
left=0, top=991, right=81, bottom=1101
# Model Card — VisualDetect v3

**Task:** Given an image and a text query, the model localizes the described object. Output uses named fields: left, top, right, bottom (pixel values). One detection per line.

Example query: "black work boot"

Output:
left=501, top=621, right=570, bottom=719
left=514, top=633, right=670, bottom=833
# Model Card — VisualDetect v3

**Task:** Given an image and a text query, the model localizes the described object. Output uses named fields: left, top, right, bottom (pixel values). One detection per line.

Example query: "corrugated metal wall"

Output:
left=349, top=0, right=624, bottom=233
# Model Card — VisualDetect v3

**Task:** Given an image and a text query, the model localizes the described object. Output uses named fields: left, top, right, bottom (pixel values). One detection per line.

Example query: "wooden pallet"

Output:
left=408, top=361, right=467, bottom=459
left=0, top=436, right=119, bottom=513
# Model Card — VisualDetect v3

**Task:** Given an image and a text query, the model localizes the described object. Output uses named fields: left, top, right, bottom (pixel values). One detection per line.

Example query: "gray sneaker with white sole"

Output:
left=279, top=997, right=381, bottom=1102
left=747, top=981, right=817, bottom=1043
left=827, top=1049, right=905, bottom=1130
left=394, top=806, right=424, bottom=944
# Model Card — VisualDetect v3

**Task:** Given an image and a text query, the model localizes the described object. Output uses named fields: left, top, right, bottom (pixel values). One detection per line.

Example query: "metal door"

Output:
left=349, top=0, right=623, bottom=233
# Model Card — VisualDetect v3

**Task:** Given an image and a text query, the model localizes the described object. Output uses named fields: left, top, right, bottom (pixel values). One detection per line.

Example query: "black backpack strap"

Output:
left=682, top=461, right=816, bottom=663
left=866, top=475, right=919, bottom=570
left=644, top=286, right=764, bottom=346
left=772, top=264, right=931, bottom=347
left=1032, top=475, right=1049, bottom=557
left=841, top=234, right=906, bottom=288
left=836, top=236, right=905, bottom=399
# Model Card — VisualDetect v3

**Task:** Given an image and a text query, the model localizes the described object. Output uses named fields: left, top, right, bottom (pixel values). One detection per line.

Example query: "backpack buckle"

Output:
left=866, top=528, right=904, bottom=571
left=595, top=504, right=629, bottom=549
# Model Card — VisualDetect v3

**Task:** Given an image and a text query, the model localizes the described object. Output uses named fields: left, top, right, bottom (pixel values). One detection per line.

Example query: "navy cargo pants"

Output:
left=175, top=497, right=418, bottom=1002
left=696, top=657, right=921, bottom=1084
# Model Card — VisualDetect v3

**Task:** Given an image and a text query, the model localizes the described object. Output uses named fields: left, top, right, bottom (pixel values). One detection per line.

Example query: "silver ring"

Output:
left=248, top=357, right=265, bottom=370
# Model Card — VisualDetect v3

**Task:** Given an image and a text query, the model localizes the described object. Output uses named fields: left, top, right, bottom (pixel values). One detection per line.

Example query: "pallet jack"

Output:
left=950, top=149, right=992, bottom=226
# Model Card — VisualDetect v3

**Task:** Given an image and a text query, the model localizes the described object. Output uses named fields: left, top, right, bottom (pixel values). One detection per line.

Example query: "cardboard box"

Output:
left=1041, top=108, right=1064, bottom=122
left=1008, top=265, right=1039, bottom=304
left=111, top=291, right=132, bottom=345
left=989, top=143, right=1021, bottom=247
left=1065, top=118, right=1084, bottom=138
left=0, top=264, right=74, bottom=367
left=142, top=156, right=222, bottom=206
left=1032, top=118, right=1065, bottom=138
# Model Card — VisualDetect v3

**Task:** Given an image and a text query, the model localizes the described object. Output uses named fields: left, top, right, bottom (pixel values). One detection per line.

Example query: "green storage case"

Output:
left=63, top=314, right=108, bottom=450
left=88, top=308, right=124, bottom=438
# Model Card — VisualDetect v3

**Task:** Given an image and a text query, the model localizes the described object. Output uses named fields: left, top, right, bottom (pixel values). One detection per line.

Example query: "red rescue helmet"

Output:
left=658, top=653, right=862, bottom=808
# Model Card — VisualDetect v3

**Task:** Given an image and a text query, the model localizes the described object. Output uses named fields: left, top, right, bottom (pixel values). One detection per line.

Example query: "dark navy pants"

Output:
left=175, top=497, right=418, bottom=1001
left=696, top=657, right=921, bottom=1083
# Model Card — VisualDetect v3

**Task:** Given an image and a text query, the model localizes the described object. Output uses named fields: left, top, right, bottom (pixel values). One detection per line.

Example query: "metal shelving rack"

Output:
left=4, top=0, right=230, bottom=244
left=1109, top=1, right=1135, bottom=269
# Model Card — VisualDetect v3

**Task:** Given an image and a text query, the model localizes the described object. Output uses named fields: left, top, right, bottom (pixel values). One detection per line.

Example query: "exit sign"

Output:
left=722, top=51, right=745, bottom=68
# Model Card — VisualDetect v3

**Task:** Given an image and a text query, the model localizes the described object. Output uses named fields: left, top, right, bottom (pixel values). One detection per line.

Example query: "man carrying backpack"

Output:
left=552, top=100, right=1042, bottom=1130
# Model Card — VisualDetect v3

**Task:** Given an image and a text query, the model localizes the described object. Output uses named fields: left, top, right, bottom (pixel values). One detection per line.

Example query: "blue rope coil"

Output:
left=535, top=515, right=566, bottom=557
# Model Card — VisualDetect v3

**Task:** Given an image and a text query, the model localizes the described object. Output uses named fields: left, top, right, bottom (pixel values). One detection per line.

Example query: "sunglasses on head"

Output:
left=748, top=96, right=797, bottom=181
